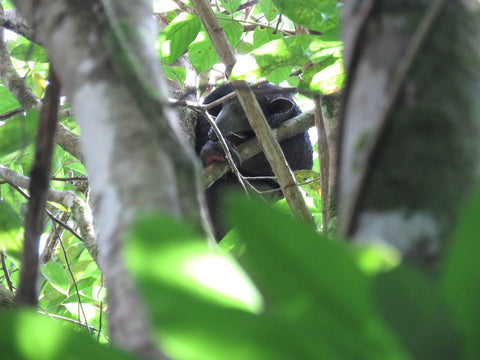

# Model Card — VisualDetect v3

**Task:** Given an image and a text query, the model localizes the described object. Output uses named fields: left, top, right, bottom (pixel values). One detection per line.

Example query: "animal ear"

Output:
left=269, top=97, right=294, bottom=114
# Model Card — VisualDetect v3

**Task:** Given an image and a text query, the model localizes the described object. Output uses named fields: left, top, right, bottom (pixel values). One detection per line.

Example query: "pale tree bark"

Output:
left=339, top=0, right=480, bottom=266
left=12, top=0, right=211, bottom=358
left=315, top=94, right=340, bottom=232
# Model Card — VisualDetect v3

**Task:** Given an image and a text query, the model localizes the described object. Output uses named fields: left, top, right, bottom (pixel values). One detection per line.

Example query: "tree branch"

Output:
left=0, top=8, right=41, bottom=110
left=0, top=164, right=97, bottom=261
left=0, top=9, right=35, bottom=42
left=314, top=95, right=329, bottom=231
left=16, top=68, right=60, bottom=306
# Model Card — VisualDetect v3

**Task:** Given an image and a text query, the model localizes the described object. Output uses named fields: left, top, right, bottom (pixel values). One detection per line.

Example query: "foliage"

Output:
left=2, top=193, right=480, bottom=359
left=156, top=0, right=344, bottom=93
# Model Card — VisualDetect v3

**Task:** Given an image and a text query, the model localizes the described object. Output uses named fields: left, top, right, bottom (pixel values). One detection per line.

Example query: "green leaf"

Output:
left=188, top=37, right=219, bottom=73
left=252, top=27, right=282, bottom=49
left=443, top=188, right=480, bottom=360
left=0, top=84, right=21, bottom=114
left=220, top=17, right=244, bottom=46
left=41, top=261, right=71, bottom=296
left=0, top=310, right=137, bottom=360
left=189, top=19, right=243, bottom=73
left=373, top=266, right=461, bottom=360
left=0, top=199, right=22, bottom=247
left=236, top=40, right=254, bottom=54
left=219, top=0, right=241, bottom=14
left=162, top=65, right=187, bottom=83
left=271, top=0, right=340, bottom=32
left=10, top=42, right=49, bottom=63
left=0, top=111, right=38, bottom=157
left=265, top=66, right=292, bottom=84
left=258, top=0, right=280, bottom=22
left=127, top=214, right=262, bottom=314
left=158, top=12, right=201, bottom=65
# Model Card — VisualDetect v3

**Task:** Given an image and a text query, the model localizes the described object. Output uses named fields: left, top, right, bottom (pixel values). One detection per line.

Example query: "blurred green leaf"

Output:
left=0, top=111, right=38, bottom=157
left=443, top=188, right=480, bottom=360
left=0, top=199, right=22, bottom=246
left=162, top=65, right=187, bottom=83
left=0, top=310, right=136, bottom=360
left=373, top=265, right=461, bottom=360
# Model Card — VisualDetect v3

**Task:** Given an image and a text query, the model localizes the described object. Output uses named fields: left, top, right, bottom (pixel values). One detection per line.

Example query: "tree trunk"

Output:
left=339, top=1, right=480, bottom=266
left=13, top=1, right=210, bottom=358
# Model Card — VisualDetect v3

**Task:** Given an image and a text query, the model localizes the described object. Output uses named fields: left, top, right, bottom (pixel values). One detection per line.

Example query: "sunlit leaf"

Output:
left=10, top=42, right=49, bottom=63
left=188, top=37, right=219, bottom=73
left=231, top=35, right=342, bottom=82
left=158, top=12, right=201, bottom=64
left=252, top=27, right=282, bottom=49
left=41, top=261, right=71, bottom=296
left=0, top=84, right=21, bottom=114
left=80, top=285, right=107, bottom=302
left=63, top=303, right=100, bottom=322
left=258, top=0, right=280, bottom=22
left=271, top=0, right=340, bottom=32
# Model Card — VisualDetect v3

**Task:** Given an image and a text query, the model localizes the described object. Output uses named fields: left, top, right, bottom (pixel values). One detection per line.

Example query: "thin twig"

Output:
left=54, top=221, right=91, bottom=333
left=1, top=252, right=14, bottom=291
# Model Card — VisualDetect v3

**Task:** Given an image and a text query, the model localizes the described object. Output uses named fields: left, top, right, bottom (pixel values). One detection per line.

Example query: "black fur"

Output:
left=196, top=83, right=313, bottom=240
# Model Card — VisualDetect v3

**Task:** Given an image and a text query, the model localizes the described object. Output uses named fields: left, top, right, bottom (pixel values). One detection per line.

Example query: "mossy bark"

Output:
left=340, top=1, right=480, bottom=264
